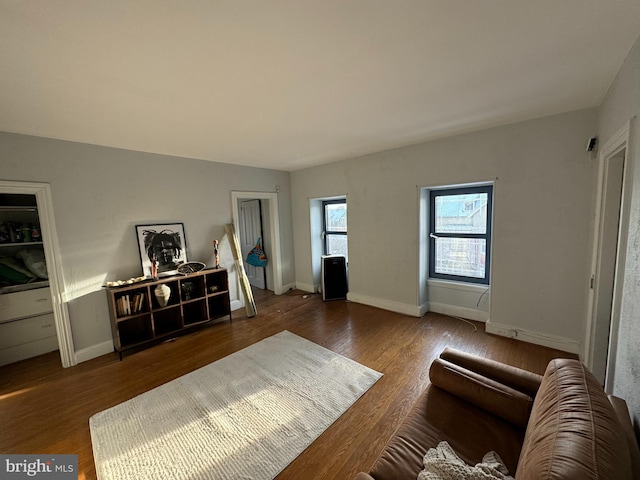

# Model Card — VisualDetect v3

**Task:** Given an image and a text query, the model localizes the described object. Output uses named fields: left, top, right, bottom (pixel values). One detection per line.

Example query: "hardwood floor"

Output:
left=0, top=289, right=574, bottom=480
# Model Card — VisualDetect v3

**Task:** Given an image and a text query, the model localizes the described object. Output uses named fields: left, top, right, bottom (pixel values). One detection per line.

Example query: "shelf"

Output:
left=208, top=293, right=231, bottom=320
left=0, top=241, right=44, bottom=248
left=0, top=195, right=47, bottom=324
left=180, top=275, right=205, bottom=302
left=0, top=280, right=49, bottom=295
left=117, top=315, right=153, bottom=348
left=181, top=296, right=206, bottom=305
left=154, top=309, right=183, bottom=335
left=151, top=303, right=181, bottom=314
left=115, top=311, right=152, bottom=323
left=150, top=280, right=180, bottom=309
left=113, top=287, right=149, bottom=319
left=106, top=268, right=231, bottom=358
left=183, top=299, right=208, bottom=325
left=183, top=318, right=211, bottom=328
left=0, top=206, right=38, bottom=212
left=206, top=290, right=229, bottom=298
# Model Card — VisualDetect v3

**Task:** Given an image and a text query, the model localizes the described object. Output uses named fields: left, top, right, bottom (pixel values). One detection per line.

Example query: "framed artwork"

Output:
left=136, top=223, right=187, bottom=277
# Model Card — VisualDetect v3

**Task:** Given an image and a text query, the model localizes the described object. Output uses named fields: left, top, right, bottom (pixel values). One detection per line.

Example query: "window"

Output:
left=429, top=185, right=492, bottom=284
left=322, top=199, right=347, bottom=257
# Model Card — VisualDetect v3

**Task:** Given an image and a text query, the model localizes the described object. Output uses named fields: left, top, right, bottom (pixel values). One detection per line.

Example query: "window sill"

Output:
left=427, top=279, right=490, bottom=293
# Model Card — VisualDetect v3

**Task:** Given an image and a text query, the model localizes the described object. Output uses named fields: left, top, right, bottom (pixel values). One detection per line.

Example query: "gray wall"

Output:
left=597, top=34, right=640, bottom=433
left=292, top=108, right=598, bottom=351
left=0, top=132, right=293, bottom=353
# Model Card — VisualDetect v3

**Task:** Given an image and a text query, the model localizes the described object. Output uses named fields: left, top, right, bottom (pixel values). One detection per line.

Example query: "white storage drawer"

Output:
left=0, top=312, right=56, bottom=350
left=0, top=312, right=58, bottom=366
left=0, top=287, right=52, bottom=322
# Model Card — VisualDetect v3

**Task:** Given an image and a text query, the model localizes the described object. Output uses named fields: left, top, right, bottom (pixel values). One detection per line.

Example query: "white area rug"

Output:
left=90, top=330, right=382, bottom=480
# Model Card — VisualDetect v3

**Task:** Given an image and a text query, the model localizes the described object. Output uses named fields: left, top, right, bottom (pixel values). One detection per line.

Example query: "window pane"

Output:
left=325, top=203, right=347, bottom=232
left=435, top=193, right=488, bottom=234
left=326, top=234, right=348, bottom=257
left=434, top=238, right=486, bottom=278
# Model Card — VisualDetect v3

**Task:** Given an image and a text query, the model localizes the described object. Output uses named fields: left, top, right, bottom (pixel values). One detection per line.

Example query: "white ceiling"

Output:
left=1, top=1, right=639, bottom=171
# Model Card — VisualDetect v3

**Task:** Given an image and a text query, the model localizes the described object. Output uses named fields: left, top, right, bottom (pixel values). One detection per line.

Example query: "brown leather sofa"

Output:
left=354, top=348, right=640, bottom=480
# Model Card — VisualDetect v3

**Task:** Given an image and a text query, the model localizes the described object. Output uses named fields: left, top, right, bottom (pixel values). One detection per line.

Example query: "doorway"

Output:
left=0, top=180, right=75, bottom=367
left=586, top=121, right=633, bottom=388
left=230, top=191, right=285, bottom=299
left=239, top=199, right=266, bottom=289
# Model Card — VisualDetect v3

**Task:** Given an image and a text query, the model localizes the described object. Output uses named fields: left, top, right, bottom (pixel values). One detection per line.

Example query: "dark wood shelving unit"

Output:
left=106, top=268, right=231, bottom=359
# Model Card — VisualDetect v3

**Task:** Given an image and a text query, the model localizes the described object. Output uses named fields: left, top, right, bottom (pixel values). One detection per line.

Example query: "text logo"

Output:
left=1, top=455, right=77, bottom=479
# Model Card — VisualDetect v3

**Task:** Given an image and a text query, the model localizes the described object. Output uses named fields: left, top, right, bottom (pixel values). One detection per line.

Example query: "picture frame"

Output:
left=136, top=223, right=188, bottom=277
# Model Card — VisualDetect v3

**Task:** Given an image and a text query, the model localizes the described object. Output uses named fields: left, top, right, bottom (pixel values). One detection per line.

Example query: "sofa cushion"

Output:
left=429, top=358, right=534, bottom=428
left=439, top=347, right=543, bottom=398
left=368, top=385, right=525, bottom=480
left=515, top=358, right=633, bottom=479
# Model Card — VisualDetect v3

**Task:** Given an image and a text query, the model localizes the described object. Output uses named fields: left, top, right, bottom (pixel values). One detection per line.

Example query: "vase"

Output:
left=154, top=283, right=171, bottom=307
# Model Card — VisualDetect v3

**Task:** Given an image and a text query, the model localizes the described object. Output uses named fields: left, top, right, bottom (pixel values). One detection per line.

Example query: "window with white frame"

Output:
left=322, top=199, right=347, bottom=258
left=429, top=185, right=492, bottom=284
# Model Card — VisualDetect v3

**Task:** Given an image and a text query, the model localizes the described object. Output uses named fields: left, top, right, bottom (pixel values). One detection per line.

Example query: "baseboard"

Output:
left=346, top=292, right=421, bottom=317
left=75, top=340, right=114, bottom=363
left=427, top=302, right=489, bottom=322
left=278, top=282, right=297, bottom=294
left=485, top=320, right=581, bottom=355
left=295, top=282, right=317, bottom=294
left=230, top=299, right=243, bottom=311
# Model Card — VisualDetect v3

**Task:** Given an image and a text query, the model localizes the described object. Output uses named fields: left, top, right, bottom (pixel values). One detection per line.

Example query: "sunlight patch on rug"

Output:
left=90, top=330, right=382, bottom=480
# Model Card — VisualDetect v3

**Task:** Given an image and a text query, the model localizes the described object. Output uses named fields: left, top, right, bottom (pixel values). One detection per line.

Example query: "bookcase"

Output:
left=106, top=268, right=231, bottom=358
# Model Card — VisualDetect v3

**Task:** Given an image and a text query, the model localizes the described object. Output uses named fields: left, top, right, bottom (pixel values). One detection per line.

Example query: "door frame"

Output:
left=230, top=191, right=285, bottom=295
left=0, top=180, right=76, bottom=367
left=585, top=119, right=634, bottom=389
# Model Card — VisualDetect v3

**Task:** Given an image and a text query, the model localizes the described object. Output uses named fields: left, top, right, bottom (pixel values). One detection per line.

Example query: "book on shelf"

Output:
left=117, top=296, right=125, bottom=317
left=117, top=293, right=145, bottom=317
left=133, top=293, right=145, bottom=313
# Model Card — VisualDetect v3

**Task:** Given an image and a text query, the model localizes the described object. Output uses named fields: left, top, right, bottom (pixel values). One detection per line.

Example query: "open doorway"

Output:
left=586, top=121, right=633, bottom=388
left=0, top=180, right=75, bottom=367
left=230, top=191, right=285, bottom=300
left=238, top=199, right=267, bottom=290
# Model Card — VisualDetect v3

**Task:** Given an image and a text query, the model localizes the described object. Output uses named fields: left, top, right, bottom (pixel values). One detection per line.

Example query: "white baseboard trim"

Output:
left=485, top=320, right=581, bottom=355
left=230, top=299, right=243, bottom=312
left=295, top=282, right=317, bottom=294
left=75, top=340, right=114, bottom=363
left=347, top=292, right=421, bottom=317
left=279, top=282, right=297, bottom=294
left=427, top=302, right=489, bottom=322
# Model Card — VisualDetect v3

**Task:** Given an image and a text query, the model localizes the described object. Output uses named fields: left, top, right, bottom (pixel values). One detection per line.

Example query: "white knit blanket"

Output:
left=417, top=441, right=514, bottom=480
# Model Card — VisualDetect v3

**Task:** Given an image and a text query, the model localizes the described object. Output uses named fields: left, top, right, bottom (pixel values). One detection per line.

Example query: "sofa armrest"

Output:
left=516, top=359, right=634, bottom=479
left=352, top=473, right=375, bottom=480
left=429, top=358, right=534, bottom=428
left=440, top=347, right=543, bottom=397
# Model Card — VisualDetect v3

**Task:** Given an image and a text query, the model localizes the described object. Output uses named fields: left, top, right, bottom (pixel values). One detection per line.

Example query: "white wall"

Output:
left=597, top=34, right=640, bottom=431
left=292, top=109, right=597, bottom=352
left=0, top=132, right=293, bottom=359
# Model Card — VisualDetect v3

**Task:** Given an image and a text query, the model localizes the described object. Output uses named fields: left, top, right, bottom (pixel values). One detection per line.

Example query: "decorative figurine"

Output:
left=151, top=254, right=158, bottom=280
left=213, top=239, right=220, bottom=268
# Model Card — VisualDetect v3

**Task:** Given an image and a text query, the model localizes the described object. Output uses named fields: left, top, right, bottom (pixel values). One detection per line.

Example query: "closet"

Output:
left=0, top=193, right=57, bottom=366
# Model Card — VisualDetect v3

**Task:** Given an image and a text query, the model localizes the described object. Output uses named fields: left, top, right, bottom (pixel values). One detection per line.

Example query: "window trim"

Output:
left=428, top=184, right=493, bottom=285
left=322, top=199, right=347, bottom=256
